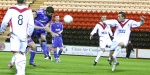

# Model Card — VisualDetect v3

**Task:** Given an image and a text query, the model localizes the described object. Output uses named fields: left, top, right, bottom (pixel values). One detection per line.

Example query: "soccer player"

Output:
left=48, top=15, right=63, bottom=63
left=90, top=15, right=113, bottom=66
left=103, top=12, right=145, bottom=71
left=0, top=0, right=34, bottom=75
left=27, top=10, right=37, bottom=66
left=34, top=6, right=55, bottom=60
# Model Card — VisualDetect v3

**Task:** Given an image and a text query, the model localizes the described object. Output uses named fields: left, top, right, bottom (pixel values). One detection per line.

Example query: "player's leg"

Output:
left=15, top=41, right=28, bottom=75
left=9, top=35, right=26, bottom=75
left=53, top=47, right=58, bottom=62
left=93, top=37, right=106, bottom=66
left=93, top=48, right=105, bottom=66
left=35, top=32, right=49, bottom=59
left=38, top=39, right=42, bottom=46
left=112, top=42, right=124, bottom=63
left=41, top=33, right=52, bottom=60
left=107, top=38, right=113, bottom=65
left=8, top=53, right=15, bottom=68
left=38, top=38, right=52, bottom=59
left=111, top=42, right=125, bottom=71
left=15, top=54, right=26, bottom=75
left=39, top=38, right=51, bottom=56
left=108, top=50, right=114, bottom=65
left=57, top=47, right=63, bottom=62
left=48, top=45, right=52, bottom=56
left=57, top=37, right=63, bottom=62
left=8, top=35, right=21, bottom=68
left=41, top=34, right=47, bottom=55
left=28, top=38, right=37, bottom=66
left=52, top=37, right=59, bottom=62
left=108, top=41, right=119, bottom=71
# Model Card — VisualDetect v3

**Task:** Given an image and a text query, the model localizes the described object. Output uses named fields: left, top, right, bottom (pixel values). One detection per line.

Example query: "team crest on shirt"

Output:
left=0, top=43, right=5, bottom=51
left=101, top=31, right=107, bottom=34
left=119, top=30, right=126, bottom=33
left=44, top=16, right=47, bottom=19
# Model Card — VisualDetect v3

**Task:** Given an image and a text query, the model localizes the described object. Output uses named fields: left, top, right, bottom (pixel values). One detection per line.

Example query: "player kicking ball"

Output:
left=103, top=12, right=145, bottom=71
left=0, top=0, right=35, bottom=74
left=47, top=15, right=64, bottom=63
left=90, top=15, right=113, bottom=66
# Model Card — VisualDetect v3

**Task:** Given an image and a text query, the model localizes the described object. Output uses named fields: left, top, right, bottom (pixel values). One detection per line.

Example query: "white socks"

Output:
left=15, top=54, right=26, bottom=75
left=95, top=51, right=104, bottom=62
left=108, top=57, right=111, bottom=60
left=113, top=46, right=121, bottom=58
left=10, top=55, right=15, bottom=65
left=49, top=51, right=51, bottom=56
left=113, top=46, right=121, bottom=64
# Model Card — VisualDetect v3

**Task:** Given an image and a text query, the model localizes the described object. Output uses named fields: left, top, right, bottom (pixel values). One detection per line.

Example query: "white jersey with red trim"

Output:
left=103, top=19, right=141, bottom=41
left=0, top=5, right=34, bottom=41
left=90, top=22, right=112, bottom=39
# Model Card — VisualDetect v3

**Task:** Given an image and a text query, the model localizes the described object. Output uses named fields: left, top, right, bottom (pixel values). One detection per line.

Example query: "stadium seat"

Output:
left=0, top=18, right=2, bottom=23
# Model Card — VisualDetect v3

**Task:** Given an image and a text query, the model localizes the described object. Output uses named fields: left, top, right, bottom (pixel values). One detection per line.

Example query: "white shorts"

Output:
left=110, top=39, right=128, bottom=50
left=99, top=37, right=112, bottom=48
left=10, top=34, right=27, bottom=52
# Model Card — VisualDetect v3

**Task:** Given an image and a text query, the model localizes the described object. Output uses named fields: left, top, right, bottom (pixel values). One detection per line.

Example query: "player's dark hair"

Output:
left=32, top=10, right=36, bottom=12
left=118, top=12, right=126, bottom=19
left=32, top=10, right=37, bottom=20
left=46, top=6, right=54, bottom=13
left=54, top=15, right=59, bottom=17
left=102, top=14, right=106, bottom=16
left=17, top=0, right=25, bottom=4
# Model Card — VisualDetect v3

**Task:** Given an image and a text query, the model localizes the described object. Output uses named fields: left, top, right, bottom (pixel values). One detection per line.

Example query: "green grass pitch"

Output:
left=0, top=52, right=150, bottom=75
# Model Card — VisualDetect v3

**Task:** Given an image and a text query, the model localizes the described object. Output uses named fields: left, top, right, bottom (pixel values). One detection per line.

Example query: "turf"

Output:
left=0, top=52, right=149, bottom=75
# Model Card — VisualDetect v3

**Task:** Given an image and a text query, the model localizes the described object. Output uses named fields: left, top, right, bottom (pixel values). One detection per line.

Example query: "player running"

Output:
left=103, top=12, right=145, bottom=71
left=90, top=15, right=113, bottom=66
left=34, top=6, right=55, bottom=60
left=0, top=0, right=34, bottom=75
left=48, top=15, right=63, bottom=63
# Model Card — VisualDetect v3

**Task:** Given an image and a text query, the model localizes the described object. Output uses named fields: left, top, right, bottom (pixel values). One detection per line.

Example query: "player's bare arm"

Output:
left=34, top=25, right=45, bottom=29
left=45, top=23, right=51, bottom=32
left=45, top=23, right=53, bottom=33
left=90, top=35, right=93, bottom=40
left=58, top=30, right=63, bottom=35
left=140, top=16, right=145, bottom=25
left=51, top=32, right=59, bottom=37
